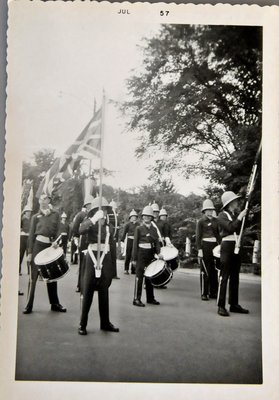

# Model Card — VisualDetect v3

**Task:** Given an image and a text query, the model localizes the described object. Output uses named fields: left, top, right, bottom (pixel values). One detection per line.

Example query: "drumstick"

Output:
left=52, top=235, right=62, bottom=246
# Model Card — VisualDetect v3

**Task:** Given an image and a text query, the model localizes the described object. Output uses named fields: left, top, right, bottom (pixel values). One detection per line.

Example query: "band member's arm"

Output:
left=212, top=218, right=221, bottom=244
left=195, top=219, right=203, bottom=250
left=217, top=212, right=242, bottom=234
left=132, top=226, right=139, bottom=262
left=121, top=223, right=129, bottom=242
left=27, top=215, right=37, bottom=254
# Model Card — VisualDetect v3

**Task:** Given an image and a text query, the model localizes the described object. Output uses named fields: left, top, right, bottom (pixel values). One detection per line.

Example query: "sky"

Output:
left=7, top=5, right=207, bottom=196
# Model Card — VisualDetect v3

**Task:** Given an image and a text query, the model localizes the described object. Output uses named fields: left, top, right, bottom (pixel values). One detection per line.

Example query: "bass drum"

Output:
left=166, top=258, right=179, bottom=272
left=160, top=246, right=179, bottom=261
left=34, top=246, right=69, bottom=283
left=144, top=259, right=173, bottom=287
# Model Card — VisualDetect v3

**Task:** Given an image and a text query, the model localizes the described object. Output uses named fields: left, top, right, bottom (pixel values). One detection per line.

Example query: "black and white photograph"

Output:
left=1, top=1, right=279, bottom=399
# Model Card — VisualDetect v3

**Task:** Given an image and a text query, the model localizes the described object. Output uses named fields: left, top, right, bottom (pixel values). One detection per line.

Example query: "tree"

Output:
left=121, top=24, right=262, bottom=200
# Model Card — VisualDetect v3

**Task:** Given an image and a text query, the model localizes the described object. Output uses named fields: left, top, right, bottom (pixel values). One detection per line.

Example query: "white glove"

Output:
left=165, top=237, right=172, bottom=247
left=120, top=241, right=124, bottom=251
left=238, top=209, right=248, bottom=221
left=157, top=253, right=164, bottom=260
left=74, top=237, right=79, bottom=247
left=198, top=249, right=203, bottom=258
left=90, top=210, right=105, bottom=224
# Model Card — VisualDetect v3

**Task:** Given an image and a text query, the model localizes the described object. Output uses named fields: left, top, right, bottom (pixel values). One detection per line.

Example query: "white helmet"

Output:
left=221, top=191, right=241, bottom=209
left=142, top=205, right=154, bottom=217
left=129, top=209, right=138, bottom=218
left=61, top=212, right=67, bottom=218
left=201, top=199, right=215, bottom=212
left=151, top=202, right=160, bottom=212
left=159, top=208, right=168, bottom=217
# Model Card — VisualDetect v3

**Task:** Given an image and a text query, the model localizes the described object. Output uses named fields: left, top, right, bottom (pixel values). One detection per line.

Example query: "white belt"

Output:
left=127, top=236, right=134, bottom=239
left=88, top=243, right=110, bottom=252
left=36, top=235, right=51, bottom=244
left=202, top=238, right=217, bottom=242
left=139, top=243, right=152, bottom=249
left=60, top=233, right=68, bottom=236
left=222, top=235, right=238, bottom=241
left=20, top=232, right=29, bottom=236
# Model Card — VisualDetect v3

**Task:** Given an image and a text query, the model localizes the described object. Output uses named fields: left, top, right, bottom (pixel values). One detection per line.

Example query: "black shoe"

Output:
left=75, top=287, right=80, bottom=293
left=124, top=270, right=129, bottom=275
left=18, top=291, right=24, bottom=296
left=78, top=327, right=87, bottom=335
left=147, top=299, right=160, bottom=305
left=101, top=322, right=119, bottom=332
left=51, top=304, right=67, bottom=312
left=23, top=308, right=32, bottom=314
left=113, top=276, right=120, bottom=280
left=133, top=299, right=145, bottom=307
left=218, top=307, right=229, bottom=317
left=209, top=294, right=217, bottom=299
left=230, top=305, right=249, bottom=314
left=131, top=270, right=136, bottom=275
left=201, top=295, right=209, bottom=301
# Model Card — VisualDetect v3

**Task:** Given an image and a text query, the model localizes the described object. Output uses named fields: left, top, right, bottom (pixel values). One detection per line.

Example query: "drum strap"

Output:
left=151, top=221, right=164, bottom=244
left=87, top=226, right=110, bottom=270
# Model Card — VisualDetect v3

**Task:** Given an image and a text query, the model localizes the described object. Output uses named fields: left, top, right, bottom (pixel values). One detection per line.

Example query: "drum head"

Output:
left=144, top=259, right=165, bottom=277
left=160, top=246, right=179, bottom=261
left=35, top=246, right=64, bottom=266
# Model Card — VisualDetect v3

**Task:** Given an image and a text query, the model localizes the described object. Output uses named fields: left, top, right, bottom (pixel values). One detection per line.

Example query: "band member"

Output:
left=69, top=221, right=78, bottom=264
left=58, top=212, right=69, bottom=255
left=23, top=194, right=67, bottom=314
left=132, top=205, right=163, bottom=307
left=78, top=197, right=119, bottom=335
left=157, top=208, right=172, bottom=247
left=19, top=205, right=32, bottom=276
left=72, top=195, right=93, bottom=293
left=217, top=191, right=248, bottom=317
left=121, top=209, right=139, bottom=274
left=196, top=199, right=220, bottom=301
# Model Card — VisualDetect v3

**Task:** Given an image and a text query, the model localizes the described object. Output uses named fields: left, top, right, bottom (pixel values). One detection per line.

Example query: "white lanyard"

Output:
left=87, top=226, right=110, bottom=276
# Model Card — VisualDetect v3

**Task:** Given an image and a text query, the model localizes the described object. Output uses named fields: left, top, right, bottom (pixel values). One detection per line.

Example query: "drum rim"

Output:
left=151, top=271, right=173, bottom=287
left=35, top=246, right=64, bottom=265
left=144, top=259, right=166, bottom=277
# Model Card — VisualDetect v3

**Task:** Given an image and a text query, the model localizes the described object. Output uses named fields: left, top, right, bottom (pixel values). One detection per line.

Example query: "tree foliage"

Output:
left=121, top=24, right=262, bottom=201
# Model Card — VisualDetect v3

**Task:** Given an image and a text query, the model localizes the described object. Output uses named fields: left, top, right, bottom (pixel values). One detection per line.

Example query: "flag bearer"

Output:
left=121, top=209, right=139, bottom=274
left=196, top=199, right=220, bottom=301
left=78, top=197, right=119, bottom=335
left=132, top=205, right=163, bottom=307
left=216, top=191, right=248, bottom=317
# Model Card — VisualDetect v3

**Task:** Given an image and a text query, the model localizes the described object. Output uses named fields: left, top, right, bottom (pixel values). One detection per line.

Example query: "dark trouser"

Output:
left=19, top=235, right=28, bottom=274
left=200, top=241, right=218, bottom=297
left=25, top=241, right=60, bottom=311
left=124, top=238, right=133, bottom=271
left=110, top=239, right=118, bottom=277
left=77, top=250, right=85, bottom=292
left=61, top=236, right=68, bottom=255
left=134, top=248, right=155, bottom=303
left=71, top=240, right=78, bottom=263
left=79, top=252, right=112, bottom=329
left=217, top=241, right=241, bottom=308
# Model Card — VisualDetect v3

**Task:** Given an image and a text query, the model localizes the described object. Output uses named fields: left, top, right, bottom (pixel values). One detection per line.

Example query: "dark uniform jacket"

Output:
left=28, top=209, right=60, bottom=254
left=132, top=223, right=161, bottom=262
left=121, top=221, right=140, bottom=241
left=58, top=221, right=70, bottom=236
left=79, top=218, right=114, bottom=281
left=196, top=216, right=220, bottom=250
left=21, top=216, right=31, bottom=234
left=217, top=211, right=242, bottom=239
left=156, top=219, right=172, bottom=239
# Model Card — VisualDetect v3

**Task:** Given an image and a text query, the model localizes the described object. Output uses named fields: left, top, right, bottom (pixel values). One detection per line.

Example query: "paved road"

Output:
left=16, top=259, right=262, bottom=384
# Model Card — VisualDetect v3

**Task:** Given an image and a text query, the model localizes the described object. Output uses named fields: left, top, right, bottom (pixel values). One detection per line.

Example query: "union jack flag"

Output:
left=36, top=107, right=102, bottom=198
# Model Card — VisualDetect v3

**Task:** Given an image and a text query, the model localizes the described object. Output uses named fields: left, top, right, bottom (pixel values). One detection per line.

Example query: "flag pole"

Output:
left=97, top=91, right=106, bottom=273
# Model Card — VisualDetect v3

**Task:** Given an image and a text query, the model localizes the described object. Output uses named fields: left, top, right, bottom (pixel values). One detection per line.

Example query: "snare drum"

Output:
left=160, top=246, right=179, bottom=271
left=34, top=246, right=69, bottom=282
left=144, top=259, right=173, bottom=287
left=160, top=246, right=179, bottom=261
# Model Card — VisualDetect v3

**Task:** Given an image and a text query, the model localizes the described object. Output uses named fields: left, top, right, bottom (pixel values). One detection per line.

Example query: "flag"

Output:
left=36, top=107, right=102, bottom=198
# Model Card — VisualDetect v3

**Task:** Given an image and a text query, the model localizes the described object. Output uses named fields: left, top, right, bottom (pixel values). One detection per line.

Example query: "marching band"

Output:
left=19, top=187, right=255, bottom=331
